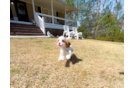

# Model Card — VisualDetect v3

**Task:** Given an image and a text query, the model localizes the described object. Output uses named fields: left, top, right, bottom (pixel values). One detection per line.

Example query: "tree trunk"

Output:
left=95, top=0, right=106, bottom=37
left=76, top=0, right=78, bottom=27
left=115, top=0, right=121, bottom=19
left=94, top=0, right=106, bottom=38
left=100, top=0, right=106, bottom=16
left=94, top=0, right=101, bottom=38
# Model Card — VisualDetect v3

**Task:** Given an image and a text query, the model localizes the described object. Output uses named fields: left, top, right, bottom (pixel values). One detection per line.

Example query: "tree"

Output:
left=65, top=0, right=124, bottom=42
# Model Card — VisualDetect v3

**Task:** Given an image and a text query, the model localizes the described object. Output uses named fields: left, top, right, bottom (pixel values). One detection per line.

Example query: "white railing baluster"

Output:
left=34, top=12, right=45, bottom=35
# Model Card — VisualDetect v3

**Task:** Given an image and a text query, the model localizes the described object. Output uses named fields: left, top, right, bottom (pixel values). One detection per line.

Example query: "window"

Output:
left=41, top=7, right=48, bottom=14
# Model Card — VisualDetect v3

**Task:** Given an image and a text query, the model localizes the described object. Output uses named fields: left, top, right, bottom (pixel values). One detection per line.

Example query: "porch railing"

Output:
left=36, top=12, right=76, bottom=27
left=34, top=12, right=45, bottom=34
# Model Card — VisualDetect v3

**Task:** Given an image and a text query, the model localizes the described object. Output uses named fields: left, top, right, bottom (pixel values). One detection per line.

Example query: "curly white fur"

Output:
left=57, top=36, right=73, bottom=61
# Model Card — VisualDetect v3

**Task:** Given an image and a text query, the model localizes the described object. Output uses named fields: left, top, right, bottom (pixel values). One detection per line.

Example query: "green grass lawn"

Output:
left=10, top=38, right=124, bottom=88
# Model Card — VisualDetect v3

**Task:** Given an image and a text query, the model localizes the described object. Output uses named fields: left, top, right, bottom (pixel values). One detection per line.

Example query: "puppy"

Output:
left=56, top=36, right=73, bottom=61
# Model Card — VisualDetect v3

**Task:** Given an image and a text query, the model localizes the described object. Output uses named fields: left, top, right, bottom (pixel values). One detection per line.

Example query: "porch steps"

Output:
left=10, top=23, right=44, bottom=36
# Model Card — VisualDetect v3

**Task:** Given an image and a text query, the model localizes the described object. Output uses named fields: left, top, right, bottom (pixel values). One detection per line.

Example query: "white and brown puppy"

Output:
left=56, top=36, right=73, bottom=61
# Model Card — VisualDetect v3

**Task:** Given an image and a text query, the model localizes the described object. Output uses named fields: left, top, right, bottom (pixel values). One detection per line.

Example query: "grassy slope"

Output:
left=10, top=38, right=124, bottom=88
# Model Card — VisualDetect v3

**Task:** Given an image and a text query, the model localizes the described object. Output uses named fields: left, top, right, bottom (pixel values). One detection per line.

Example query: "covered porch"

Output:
left=10, top=0, right=79, bottom=36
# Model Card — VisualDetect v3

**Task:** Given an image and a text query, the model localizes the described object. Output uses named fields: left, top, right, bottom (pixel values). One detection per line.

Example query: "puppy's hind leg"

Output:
left=66, top=50, right=72, bottom=60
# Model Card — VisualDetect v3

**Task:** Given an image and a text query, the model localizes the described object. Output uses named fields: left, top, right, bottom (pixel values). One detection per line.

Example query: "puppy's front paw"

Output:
left=66, top=54, right=71, bottom=60
left=58, top=59, right=63, bottom=61
left=58, top=56, right=64, bottom=61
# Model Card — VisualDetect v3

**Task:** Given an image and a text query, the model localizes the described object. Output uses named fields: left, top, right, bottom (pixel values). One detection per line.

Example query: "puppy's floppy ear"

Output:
left=66, top=39, right=71, bottom=47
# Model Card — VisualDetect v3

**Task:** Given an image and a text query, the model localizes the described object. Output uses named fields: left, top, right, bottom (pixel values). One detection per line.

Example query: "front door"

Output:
left=10, top=7, right=13, bottom=20
left=14, top=0, right=29, bottom=22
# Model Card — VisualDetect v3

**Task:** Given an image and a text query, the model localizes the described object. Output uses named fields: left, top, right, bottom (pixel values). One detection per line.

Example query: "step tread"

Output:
left=10, top=27, right=40, bottom=29
left=10, top=29, right=42, bottom=32
left=10, top=34, right=43, bottom=35
left=10, top=32, right=43, bottom=34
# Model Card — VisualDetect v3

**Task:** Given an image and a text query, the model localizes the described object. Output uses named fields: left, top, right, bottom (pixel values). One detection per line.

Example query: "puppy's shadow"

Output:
left=65, top=54, right=82, bottom=67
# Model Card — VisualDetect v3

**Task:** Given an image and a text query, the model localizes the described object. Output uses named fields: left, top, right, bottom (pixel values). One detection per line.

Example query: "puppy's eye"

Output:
left=62, top=40, right=65, bottom=42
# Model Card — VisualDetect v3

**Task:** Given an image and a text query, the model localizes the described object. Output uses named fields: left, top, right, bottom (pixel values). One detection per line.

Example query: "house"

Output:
left=10, top=0, right=79, bottom=36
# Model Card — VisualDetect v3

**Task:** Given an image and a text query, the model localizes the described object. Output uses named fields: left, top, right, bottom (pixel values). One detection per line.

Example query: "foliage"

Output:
left=65, top=0, right=124, bottom=42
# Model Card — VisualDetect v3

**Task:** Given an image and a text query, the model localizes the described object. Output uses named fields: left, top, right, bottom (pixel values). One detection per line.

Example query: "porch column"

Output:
left=51, top=1, right=54, bottom=24
left=64, top=7, right=66, bottom=25
left=32, top=0, right=35, bottom=13
left=32, top=0, right=35, bottom=22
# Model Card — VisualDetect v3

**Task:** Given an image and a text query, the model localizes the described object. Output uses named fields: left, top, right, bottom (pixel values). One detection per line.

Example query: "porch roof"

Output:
left=20, top=0, right=79, bottom=13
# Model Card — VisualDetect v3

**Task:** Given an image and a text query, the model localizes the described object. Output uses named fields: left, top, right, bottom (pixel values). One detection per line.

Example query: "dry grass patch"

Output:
left=10, top=38, right=124, bottom=88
